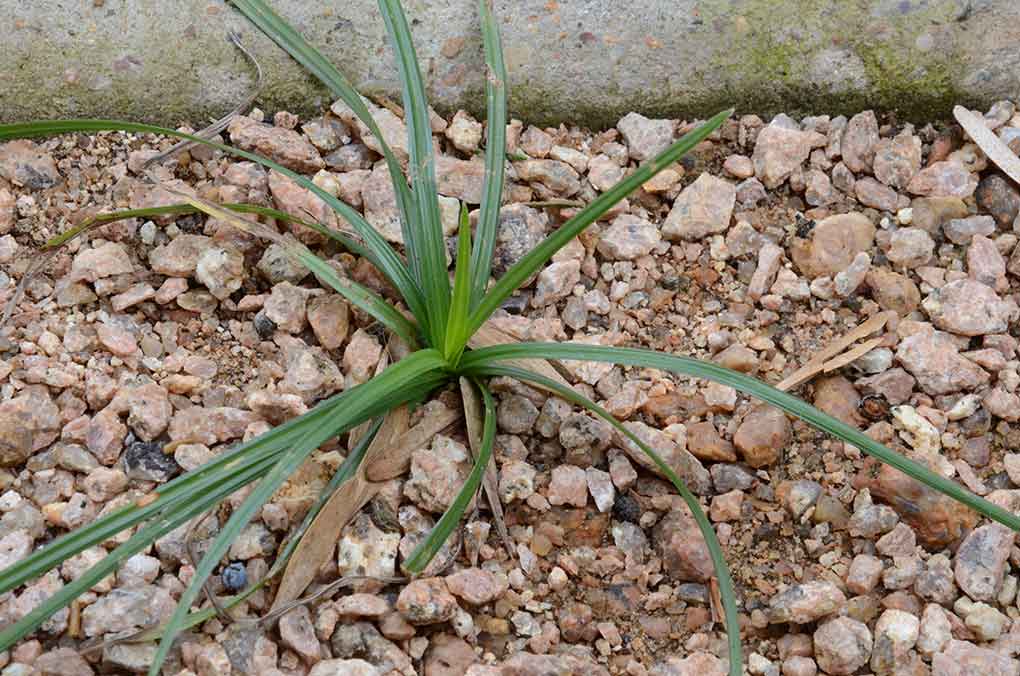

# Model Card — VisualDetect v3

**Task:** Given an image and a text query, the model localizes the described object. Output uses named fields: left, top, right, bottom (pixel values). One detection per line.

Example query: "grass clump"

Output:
left=1, top=2, right=1018, bottom=674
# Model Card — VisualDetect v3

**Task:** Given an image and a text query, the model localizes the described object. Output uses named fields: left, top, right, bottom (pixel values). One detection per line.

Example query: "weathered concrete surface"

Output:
left=2, top=1, right=1019, bottom=127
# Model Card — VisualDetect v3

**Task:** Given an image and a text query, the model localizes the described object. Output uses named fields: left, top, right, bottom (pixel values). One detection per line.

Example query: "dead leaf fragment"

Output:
left=776, top=311, right=893, bottom=391
left=954, top=105, right=1020, bottom=186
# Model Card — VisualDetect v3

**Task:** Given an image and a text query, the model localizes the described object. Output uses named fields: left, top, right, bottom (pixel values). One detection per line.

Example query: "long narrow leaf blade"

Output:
left=461, top=343, right=1020, bottom=533
left=149, top=350, right=449, bottom=674
left=0, top=119, right=430, bottom=334
left=40, top=199, right=416, bottom=345
left=404, top=379, right=496, bottom=572
left=0, top=385, right=356, bottom=597
left=0, top=385, right=422, bottom=647
left=0, top=451, right=279, bottom=651
left=445, top=205, right=473, bottom=360
left=465, top=364, right=741, bottom=675
left=169, top=191, right=419, bottom=346
left=469, top=0, right=508, bottom=305
left=378, top=0, right=451, bottom=347
left=42, top=201, right=375, bottom=265
left=122, top=417, right=386, bottom=644
left=40, top=205, right=200, bottom=249
left=467, top=109, right=732, bottom=336
left=228, top=0, right=423, bottom=278
left=225, top=203, right=374, bottom=264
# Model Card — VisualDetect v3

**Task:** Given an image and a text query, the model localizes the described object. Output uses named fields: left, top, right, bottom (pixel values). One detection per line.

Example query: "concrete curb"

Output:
left=2, top=1, right=1018, bottom=127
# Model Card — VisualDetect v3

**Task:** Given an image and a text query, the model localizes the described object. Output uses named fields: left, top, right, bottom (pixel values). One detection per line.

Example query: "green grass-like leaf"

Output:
left=149, top=350, right=450, bottom=674
left=10, top=2, right=1009, bottom=672
left=469, top=0, right=508, bottom=306
left=228, top=0, right=424, bottom=287
left=40, top=203, right=366, bottom=262
left=118, top=417, right=385, bottom=645
left=0, top=385, right=357, bottom=600
left=465, top=364, right=741, bottom=675
left=173, top=193, right=419, bottom=346
left=0, top=389, right=413, bottom=652
left=466, top=108, right=731, bottom=338
left=36, top=200, right=419, bottom=343
left=404, top=378, right=495, bottom=572
left=461, top=343, right=1020, bottom=532
left=445, top=205, right=474, bottom=362
left=0, top=450, right=279, bottom=650
left=378, top=0, right=451, bottom=348
left=0, top=119, right=430, bottom=334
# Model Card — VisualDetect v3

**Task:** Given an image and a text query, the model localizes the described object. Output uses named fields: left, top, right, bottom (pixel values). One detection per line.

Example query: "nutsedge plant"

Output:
left=1, top=1, right=1018, bottom=674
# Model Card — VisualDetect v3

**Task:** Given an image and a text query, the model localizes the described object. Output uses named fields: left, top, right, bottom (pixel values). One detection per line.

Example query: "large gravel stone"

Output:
left=791, top=212, right=875, bottom=278
left=34, top=648, right=95, bottom=676
left=337, top=513, right=400, bottom=579
left=547, top=465, right=588, bottom=507
left=975, top=173, right=1020, bottom=226
left=445, top=568, right=508, bottom=606
left=752, top=123, right=820, bottom=189
left=81, top=586, right=175, bottom=637
left=841, top=110, right=879, bottom=173
left=896, top=326, right=990, bottom=395
left=733, top=405, right=790, bottom=468
left=918, top=603, right=953, bottom=656
left=886, top=227, right=934, bottom=268
left=71, top=242, right=133, bottom=283
left=514, top=159, right=580, bottom=196
left=0, top=386, right=60, bottom=467
left=865, top=268, right=920, bottom=316
left=944, top=215, right=995, bottom=244
left=873, top=130, right=922, bottom=189
left=404, top=435, right=472, bottom=514
left=768, top=581, right=846, bottom=624
left=813, top=617, right=872, bottom=675
left=654, top=506, right=713, bottom=582
left=871, top=609, right=919, bottom=674
left=954, top=523, right=1015, bottom=602
left=531, top=260, right=580, bottom=306
left=167, top=406, right=261, bottom=445
left=662, top=173, right=736, bottom=241
left=907, top=161, right=978, bottom=198
left=268, top=169, right=337, bottom=244
left=396, top=577, right=459, bottom=625
left=617, top=112, right=674, bottom=161
left=228, top=115, right=324, bottom=173
left=922, top=279, right=1017, bottom=336
left=149, top=234, right=213, bottom=278
left=932, top=640, right=1019, bottom=676
left=597, top=214, right=661, bottom=260
left=491, top=204, right=547, bottom=279
left=0, top=140, right=59, bottom=189
left=279, top=606, right=320, bottom=663
left=195, top=246, right=244, bottom=299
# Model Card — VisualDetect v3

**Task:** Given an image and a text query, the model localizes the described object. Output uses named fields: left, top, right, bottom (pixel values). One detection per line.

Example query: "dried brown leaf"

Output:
left=269, top=406, right=408, bottom=613
left=363, top=403, right=462, bottom=482
left=821, top=336, right=885, bottom=374
left=459, top=377, right=513, bottom=558
left=954, top=105, right=1020, bottom=186
left=776, top=311, right=893, bottom=391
